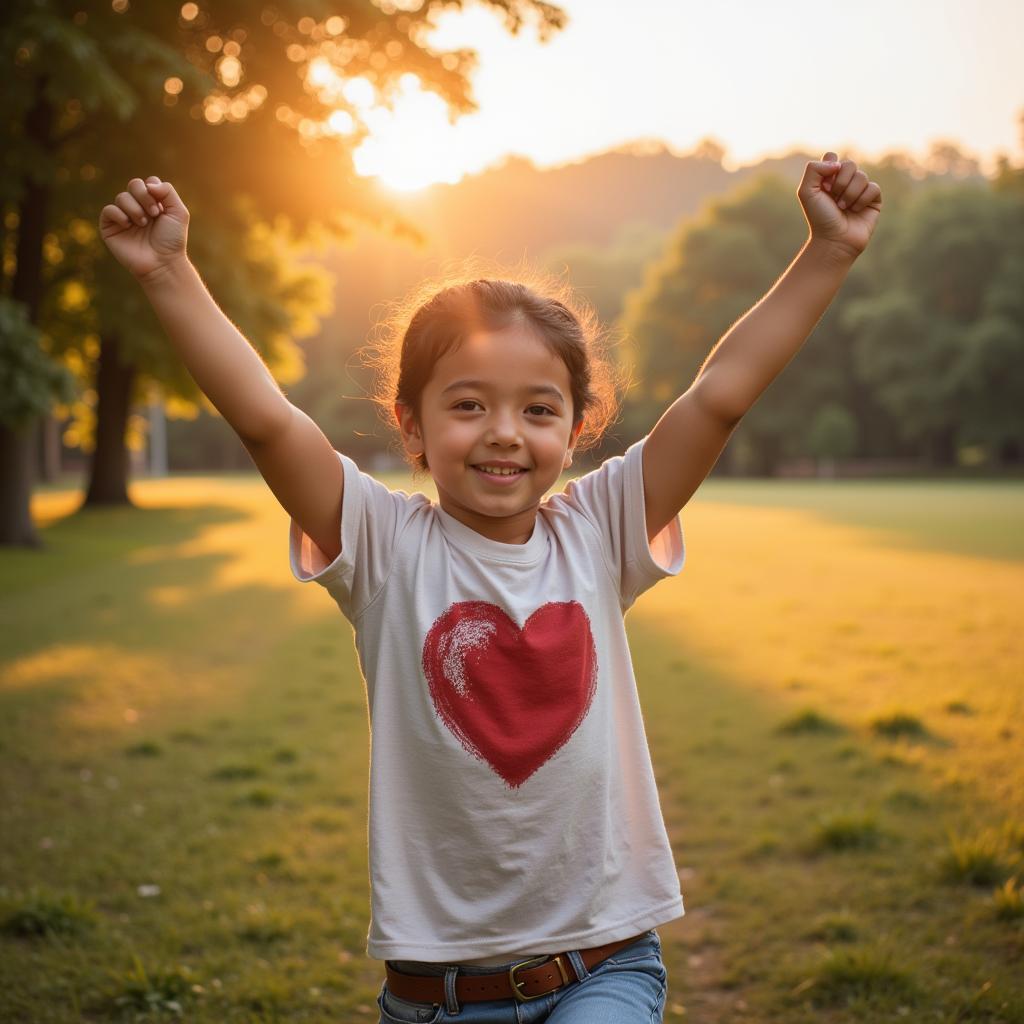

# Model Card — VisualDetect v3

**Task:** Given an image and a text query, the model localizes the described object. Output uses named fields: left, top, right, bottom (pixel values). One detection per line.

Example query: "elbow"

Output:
left=239, top=398, right=295, bottom=448
left=694, top=374, right=747, bottom=428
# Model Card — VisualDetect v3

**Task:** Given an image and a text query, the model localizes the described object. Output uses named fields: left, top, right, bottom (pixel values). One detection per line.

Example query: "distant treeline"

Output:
left=169, top=141, right=1024, bottom=477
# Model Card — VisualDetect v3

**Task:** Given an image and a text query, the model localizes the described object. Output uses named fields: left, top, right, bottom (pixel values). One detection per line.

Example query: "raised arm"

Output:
left=642, top=153, right=882, bottom=543
left=99, top=176, right=342, bottom=563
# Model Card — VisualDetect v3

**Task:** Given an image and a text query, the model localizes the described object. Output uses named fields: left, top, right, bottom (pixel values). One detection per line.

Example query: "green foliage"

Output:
left=775, top=707, right=844, bottom=735
left=882, top=787, right=930, bottom=812
left=938, top=829, right=1018, bottom=886
left=846, top=185, right=1024, bottom=463
left=805, top=910, right=860, bottom=943
left=236, top=913, right=292, bottom=946
left=944, top=699, right=974, bottom=715
left=0, top=298, right=76, bottom=428
left=542, top=220, right=670, bottom=326
left=105, top=953, right=195, bottom=1020
left=811, top=810, right=884, bottom=852
left=742, top=832, right=782, bottom=859
left=124, top=740, right=162, bottom=757
left=992, top=875, right=1024, bottom=921
left=1, top=0, right=567, bottom=501
left=1002, top=820, right=1024, bottom=853
left=798, top=946, right=919, bottom=1006
left=239, top=786, right=276, bottom=807
left=870, top=711, right=929, bottom=740
left=0, top=886, right=98, bottom=939
left=621, top=161, right=1024, bottom=471
left=251, top=850, right=286, bottom=869
left=807, top=401, right=858, bottom=459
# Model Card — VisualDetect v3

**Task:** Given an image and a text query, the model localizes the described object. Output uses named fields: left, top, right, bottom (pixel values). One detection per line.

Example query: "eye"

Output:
left=527, top=405, right=555, bottom=416
left=453, top=400, right=481, bottom=411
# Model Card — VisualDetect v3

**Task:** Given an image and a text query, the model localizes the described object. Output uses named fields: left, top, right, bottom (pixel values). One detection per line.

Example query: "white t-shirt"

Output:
left=288, top=435, right=686, bottom=962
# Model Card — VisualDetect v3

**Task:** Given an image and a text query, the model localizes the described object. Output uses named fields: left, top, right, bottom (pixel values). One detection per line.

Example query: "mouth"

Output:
left=471, top=464, right=528, bottom=484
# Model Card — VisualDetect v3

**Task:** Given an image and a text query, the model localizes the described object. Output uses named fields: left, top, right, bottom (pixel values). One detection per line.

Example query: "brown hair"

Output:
left=362, top=260, right=628, bottom=476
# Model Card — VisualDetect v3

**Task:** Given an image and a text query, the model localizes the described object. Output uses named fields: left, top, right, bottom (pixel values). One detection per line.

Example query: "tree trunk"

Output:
left=998, top=437, right=1022, bottom=466
left=749, top=431, right=784, bottom=477
left=38, top=414, right=62, bottom=481
left=927, top=424, right=958, bottom=468
left=83, top=332, right=136, bottom=506
left=147, top=397, right=168, bottom=477
left=0, top=79, right=53, bottom=546
left=0, top=422, right=42, bottom=546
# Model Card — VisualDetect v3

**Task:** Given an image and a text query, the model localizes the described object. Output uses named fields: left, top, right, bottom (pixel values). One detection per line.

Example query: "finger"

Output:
left=144, top=179, right=185, bottom=218
left=836, top=170, right=869, bottom=210
left=144, top=176, right=165, bottom=214
left=821, top=152, right=839, bottom=191
left=829, top=160, right=858, bottom=202
left=807, top=157, right=842, bottom=191
left=851, top=182, right=882, bottom=212
left=116, top=190, right=149, bottom=226
left=100, top=203, right=132, bottom=230
left=127, top=177, right=160, bottom=218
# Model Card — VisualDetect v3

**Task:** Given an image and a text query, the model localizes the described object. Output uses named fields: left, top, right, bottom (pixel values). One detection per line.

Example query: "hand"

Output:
left=798, top=152, right=882, bottom=261
left=99, top=177, right=189, bottom=280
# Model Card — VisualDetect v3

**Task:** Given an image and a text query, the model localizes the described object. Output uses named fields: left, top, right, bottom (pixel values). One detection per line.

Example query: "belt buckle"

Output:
left=508, top=954, right=569, bottom=1002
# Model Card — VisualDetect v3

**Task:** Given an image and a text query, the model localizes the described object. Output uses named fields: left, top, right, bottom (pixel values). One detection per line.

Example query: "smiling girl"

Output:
left=100, top=152, right=881, bottom=1022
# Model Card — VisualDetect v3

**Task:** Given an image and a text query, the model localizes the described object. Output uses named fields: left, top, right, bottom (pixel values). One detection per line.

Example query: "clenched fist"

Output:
left=99, top=176, right=189, bottom=281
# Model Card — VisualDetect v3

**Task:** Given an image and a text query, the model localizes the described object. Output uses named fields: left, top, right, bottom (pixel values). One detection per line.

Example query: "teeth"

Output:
left=476, top=466, right=522, bottom=476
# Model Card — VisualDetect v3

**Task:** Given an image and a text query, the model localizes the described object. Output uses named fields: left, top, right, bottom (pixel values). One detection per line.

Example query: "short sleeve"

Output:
left=555, top=435, right=685, bottom=610
left=288, top=451, right=425, bottom=621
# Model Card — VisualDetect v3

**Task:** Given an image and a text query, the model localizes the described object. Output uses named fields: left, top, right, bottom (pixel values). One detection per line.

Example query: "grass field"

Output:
left=1, top=470, right=1022, bottom=1023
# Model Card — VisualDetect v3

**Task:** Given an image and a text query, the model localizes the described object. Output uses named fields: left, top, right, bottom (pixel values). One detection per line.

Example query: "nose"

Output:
left=485, top=408, right=522, bottom=447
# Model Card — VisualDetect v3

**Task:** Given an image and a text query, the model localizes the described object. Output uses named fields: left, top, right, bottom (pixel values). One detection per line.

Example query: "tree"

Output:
left=807, top=401, right=858, bottom=477
left=1, top=0, right=566, bottom=544
left=619, top=170, right=880, bottom=474
left=844, top=183, right=1024, bottom=467
left=0, top=298, right=75, bottom=544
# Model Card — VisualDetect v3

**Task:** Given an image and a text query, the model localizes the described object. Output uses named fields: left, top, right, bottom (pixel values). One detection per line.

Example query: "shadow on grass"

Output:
left=693, top=478, right=1024, bottom=564
left=627, top=613, right=1023, bottom=1021
left=2, top=480, right=1022, bottom=1022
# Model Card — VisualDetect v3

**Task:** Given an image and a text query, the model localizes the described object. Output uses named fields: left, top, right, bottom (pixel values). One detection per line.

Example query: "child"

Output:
left=100, top=153, right=881, bottom=1023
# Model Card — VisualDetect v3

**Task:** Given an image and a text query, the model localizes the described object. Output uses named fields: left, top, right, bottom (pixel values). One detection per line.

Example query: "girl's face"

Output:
left=395, top=324, right=584, bottom=545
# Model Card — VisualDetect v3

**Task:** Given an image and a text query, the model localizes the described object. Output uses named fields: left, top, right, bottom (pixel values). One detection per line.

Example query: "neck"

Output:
left=438, top=496, right=538, bottom=545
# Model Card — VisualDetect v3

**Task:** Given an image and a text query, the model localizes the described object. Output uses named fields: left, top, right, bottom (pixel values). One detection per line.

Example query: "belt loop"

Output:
left=444, top=965, right=461, bottom=1015
left=565, top=949, right=589, bottom=982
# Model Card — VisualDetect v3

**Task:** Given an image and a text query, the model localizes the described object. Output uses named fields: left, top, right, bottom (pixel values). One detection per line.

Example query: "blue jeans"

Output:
left=377, top=929, right=667, bottom=1023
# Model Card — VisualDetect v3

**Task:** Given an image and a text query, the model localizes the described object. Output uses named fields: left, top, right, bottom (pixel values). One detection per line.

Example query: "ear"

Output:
left=394, top=401, right=424, bottom=458
left=563, top=418, right=585, bottom=469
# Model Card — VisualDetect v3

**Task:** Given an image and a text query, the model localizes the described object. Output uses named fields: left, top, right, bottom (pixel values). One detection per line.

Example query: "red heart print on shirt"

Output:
left=422, top=600, right=598, bottom=789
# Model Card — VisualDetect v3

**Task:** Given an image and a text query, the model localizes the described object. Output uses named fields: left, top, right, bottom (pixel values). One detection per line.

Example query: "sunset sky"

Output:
left=352, top=0, right=1024, bottom=190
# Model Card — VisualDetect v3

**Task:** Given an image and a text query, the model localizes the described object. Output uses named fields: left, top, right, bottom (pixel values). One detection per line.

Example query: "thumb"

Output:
left=813, top=152, right=841, bottom=192
left=144, top=177, right=188, bottom=217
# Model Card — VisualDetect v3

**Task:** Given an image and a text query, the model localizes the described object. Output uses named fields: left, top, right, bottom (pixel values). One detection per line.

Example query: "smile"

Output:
left=472, top=465, right=527, bottom=483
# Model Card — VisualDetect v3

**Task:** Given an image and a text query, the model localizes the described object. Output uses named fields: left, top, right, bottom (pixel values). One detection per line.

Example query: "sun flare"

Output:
left=351, top=74, right=489, bottom=192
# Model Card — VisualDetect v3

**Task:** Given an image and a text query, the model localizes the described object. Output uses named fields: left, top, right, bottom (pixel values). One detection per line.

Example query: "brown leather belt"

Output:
left=384, top=931, right=647, bottom=1005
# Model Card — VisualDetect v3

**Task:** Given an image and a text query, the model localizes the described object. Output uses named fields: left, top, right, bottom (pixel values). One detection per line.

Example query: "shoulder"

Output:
left=544, top=441, right=637, bottom=517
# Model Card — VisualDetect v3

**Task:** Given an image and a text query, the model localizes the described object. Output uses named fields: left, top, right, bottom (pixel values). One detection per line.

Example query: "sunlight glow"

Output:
left=339, top=0, right=1023, bottom=191
left=342, top=76, right=376, bottom=110
left=307, top=56, right=339, bottom=92
left=351, top=75, right=492, bottom=191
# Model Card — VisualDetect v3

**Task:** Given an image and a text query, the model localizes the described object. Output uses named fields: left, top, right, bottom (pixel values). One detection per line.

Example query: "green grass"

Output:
left=869, top=710, right=931, bottom=741
left=2, top=473, right=1022, bottom=1022
left=696, top=475, right=1024, bottom=562
left=775, top=707, right=844, bottom=736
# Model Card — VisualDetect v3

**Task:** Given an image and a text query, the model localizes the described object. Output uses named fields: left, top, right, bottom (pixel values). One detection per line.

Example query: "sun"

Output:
left=351, top=74, right=487, bottom=192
